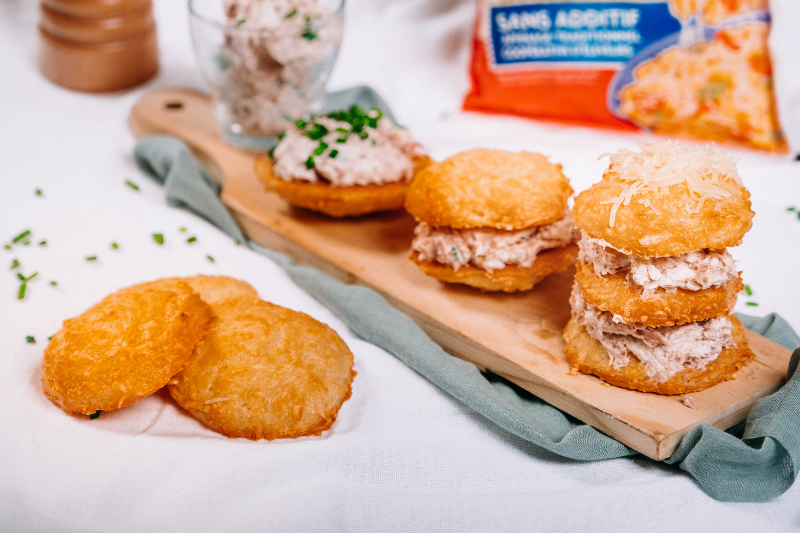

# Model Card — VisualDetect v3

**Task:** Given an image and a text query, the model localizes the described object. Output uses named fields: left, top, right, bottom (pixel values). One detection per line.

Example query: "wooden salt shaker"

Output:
left=39, top=0, right=159, bottom=92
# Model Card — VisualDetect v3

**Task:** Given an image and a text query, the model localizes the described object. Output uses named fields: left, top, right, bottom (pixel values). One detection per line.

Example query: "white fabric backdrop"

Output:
left=0, top=0, right=799, bottom=531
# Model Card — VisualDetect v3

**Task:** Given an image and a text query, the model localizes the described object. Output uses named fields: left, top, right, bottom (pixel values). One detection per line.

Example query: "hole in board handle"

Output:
left=164, top=101, right=184, bottom=110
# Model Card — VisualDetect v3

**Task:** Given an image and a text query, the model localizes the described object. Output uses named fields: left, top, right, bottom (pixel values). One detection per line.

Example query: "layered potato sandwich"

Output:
left=405, top=148, right=580, bottom=292
left=565, top=140, right=754, bottom=394
left=255, top=105, right=433, bottom=217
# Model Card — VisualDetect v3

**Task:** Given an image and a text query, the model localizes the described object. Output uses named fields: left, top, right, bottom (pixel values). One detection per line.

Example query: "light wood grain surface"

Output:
left=130, top=88, right=793, bottom=460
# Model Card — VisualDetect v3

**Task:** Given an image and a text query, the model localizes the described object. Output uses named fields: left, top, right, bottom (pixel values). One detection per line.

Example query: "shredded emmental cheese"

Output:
left=599, top=141, right=741, bottom=227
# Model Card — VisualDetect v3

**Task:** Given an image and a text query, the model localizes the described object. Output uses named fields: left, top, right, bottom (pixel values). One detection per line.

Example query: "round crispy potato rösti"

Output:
left=168, top=296, right=355, bottom=440
left=164, top=275, right=258, bottom=304
left=574, top=262, right=742, bottom=327
left=255, top=155, right=434, bottom=218
left=411, top=244, right=578, bottom=292
left=404, top=149, right=573, bottom=230
left=573, top=172, right=753, bottom=257
left=564, top=315, right=752, bottom=395
left=41, top=279, right=212, bottom=415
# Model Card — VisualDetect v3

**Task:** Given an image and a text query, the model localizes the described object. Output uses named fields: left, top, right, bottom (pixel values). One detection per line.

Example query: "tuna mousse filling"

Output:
left=411, top=214, right=579, bottom=273
left=578, top=235, right=738, bottom=298
left=572, top=285, right=734, bottom=382
left=271, top=107, right=427, bottom=187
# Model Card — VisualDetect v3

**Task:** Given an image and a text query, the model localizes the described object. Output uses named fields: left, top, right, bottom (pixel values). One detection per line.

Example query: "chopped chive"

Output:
left=22, top=240, right=30, bottom=246
left=336, top=127, right=348, bottom=133
left=26, top=336, right=35, bottom=344
left=313, top=141, right=328, bottom=156
left=180, top=227, right=187, bottom=232
left=329, top=149, right=338, bottom=158
left=111, top=242, right=119, bottom=250
left=797, top=211, right=800, bottom=220
left=47, top=336, right=52, bottom=341
left=789, top=207, right=796, bottom=211
left=236, top=18, right=247, bottom=26
left=10, top=259, right=19, bottom=269
left=206, top=255, right=215, bottom=262
left=12, top=230, right=30, bottom=244
left=746, top=302, right=759, bottom=307
left=35, top=189, right=42, bottom=196
left=86, top=256, right=97, bottom=262
left=153, top=233, right=164, bottom=245
left=294, top=119, right=307, bottom=129
left=39, top=240, right=47, bottom=246
left=285, top=8, right=297, bottom=18
left=301, top=30, right=317, bottom=40
left=306, top=123, right=328, bottom=140
left=187, top=236, right=197, bottom=243
left=3, top=245, right=10, bottom=250
left=336, top=137, right=347, bottom=143
left=744, top=285, right=753, bottom=296
left=268, top=145, right=277, bottom=158
left=17, top=283, right=25, bottom=300
left=50, top=281, right=57, bottom=286
left=89, top=410, right=101, bottom=420
left=235, top=239, right=242, bottom=245
left=305, top=156, right=315, bottom=169
left=125, top=180, right=139, bottom=191
left=17, top=273, right=24, bottom=281
left=277, top=132, right=286, bottom=140
left=26, top=272, right=38, bottom=281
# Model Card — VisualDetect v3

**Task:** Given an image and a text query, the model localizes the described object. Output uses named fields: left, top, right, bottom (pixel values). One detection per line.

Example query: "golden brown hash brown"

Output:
left=572, top=172, right=753, bottom=257
left=168, top=296, right=356, bottom=440
left=164, top=275, right=258, bottom=304
left=574, top=262, right=742, bottom=327
left=410, top=244, right=578, bottom=293
left=563, top=315, right=752, bottom=395
left=256, top=154, right=434, bottom=218
left=404, top=149, right=573, bottom=230
left=41, top=279, right=212, bottom=415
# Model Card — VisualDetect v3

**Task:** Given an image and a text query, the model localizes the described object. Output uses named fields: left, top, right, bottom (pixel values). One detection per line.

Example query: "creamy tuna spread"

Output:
left=221, top=0, right=339, bottom=136
left=578, top=236, right=737, bottom=298
left=572, top=285, right=733, bottom=382
left=271, top=108, right=427, bottom=187
left=411, top=214, right=579, bottom=273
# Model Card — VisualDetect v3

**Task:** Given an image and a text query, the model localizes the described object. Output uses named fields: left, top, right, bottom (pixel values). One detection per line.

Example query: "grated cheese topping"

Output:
left=599, top=140, right=741, bottom=227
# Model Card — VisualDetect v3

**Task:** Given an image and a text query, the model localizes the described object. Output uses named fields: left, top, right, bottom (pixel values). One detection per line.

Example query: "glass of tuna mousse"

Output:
left=189, top=0, right=344, bottom=151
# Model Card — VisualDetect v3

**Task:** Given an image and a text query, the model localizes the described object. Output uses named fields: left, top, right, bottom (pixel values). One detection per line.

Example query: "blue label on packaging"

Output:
left=490, top=2, right=681, bottom=65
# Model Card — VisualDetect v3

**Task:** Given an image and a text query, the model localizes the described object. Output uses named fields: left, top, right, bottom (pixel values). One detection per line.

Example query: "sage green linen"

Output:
left=133, top=99, right=800, bottom=502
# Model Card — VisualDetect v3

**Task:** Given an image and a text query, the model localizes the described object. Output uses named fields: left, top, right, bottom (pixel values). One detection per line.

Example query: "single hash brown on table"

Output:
left=41, top=275, right=355, bottom=440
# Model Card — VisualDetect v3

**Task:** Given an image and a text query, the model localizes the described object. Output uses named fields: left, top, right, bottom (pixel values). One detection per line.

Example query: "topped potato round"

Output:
left=573, top=141, right=753, bottom=257
left=404, top=149, right=573, bottom=230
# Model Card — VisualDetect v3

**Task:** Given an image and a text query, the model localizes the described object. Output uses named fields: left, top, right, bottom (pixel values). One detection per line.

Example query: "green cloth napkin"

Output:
left=133, top=89, right=800, bottom=502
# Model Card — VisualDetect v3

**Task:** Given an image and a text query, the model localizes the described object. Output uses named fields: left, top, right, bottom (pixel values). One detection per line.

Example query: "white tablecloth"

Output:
left=1, top=1, right=800, bottom=531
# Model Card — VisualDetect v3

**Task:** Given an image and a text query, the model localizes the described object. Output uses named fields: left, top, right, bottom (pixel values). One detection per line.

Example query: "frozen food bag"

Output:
left=464, top=0, right=788, bottom=153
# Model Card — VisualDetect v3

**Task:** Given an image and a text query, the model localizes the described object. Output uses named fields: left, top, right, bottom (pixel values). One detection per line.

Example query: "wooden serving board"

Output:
left=130, top=88, right=793, bottom=460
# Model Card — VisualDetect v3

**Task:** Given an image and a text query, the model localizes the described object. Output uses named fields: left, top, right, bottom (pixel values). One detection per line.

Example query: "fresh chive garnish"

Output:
left=187, top=236, right=197, bottom=243
left=10, top=259, right=19, bottom=269
left=26, top=336, right=35, bottom=344
left=86, top=256, right=97, bottom=261
left=336, top=127, right=348, bottom=133
left=305, top=156, right=315, bottom=169
left=268, top=145, right=277, bottom=158
left=236, top=18, right=247, bottom=26
left=18, top=283, right=26, bottom=300
left=180, top=227, right=187, bottom=233
left=35, top=189, right=42, bottom=196
left=153, top=233, right=164, bottom=245
left=789, top=207, right=796, bottom=211
left=301, top=30, right=317, bottom=40
left=125, top=180, right=139, bottom=191
left=277, top=132, right=286, bottom=140
left=313, top=141, right=328, bottom=156
left=89, top=410, right=101, bottom=420
left=22, top=241, right=30, bottom=246
left=39, top=240, right=47, bottom=246
left=206, top=255, right=215, bottom=262
left=294, top=119, right=307, bottom=129
left=746, top=302, right=759, bottom=307
left=26, top=272, right=37, bottom=281
left=3, top=245, right=10, bottom=250
left=329, top=149, right=338, bottom=158
left=111, top=242, right=119, bottom=250
left=285, top=8, right=297, bottom=18
left=48, top=336, right=53, bottom=341
left=744, top=285, right=753, bottom=296
left=235, top=239, right=242, bottom=245
left=306, top=123, right=328, bottom=140
left=797, top=212, right=800, bottom=220
left=50, top=281, right=57, bottom=286
left=12, top=230, right=30, bottom=244
left=17, top=273, right=24, bottom=281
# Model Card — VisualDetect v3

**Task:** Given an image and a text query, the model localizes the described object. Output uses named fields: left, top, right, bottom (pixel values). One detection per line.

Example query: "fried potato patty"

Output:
left=41, top=279, right=212, bottom=415
left=564, top=315, right=752, bottom=395
left=573, top=172, right=753, bottom=257
left=255, top=154, right=434, bottom=218
left=404, top=149, right=573, bottom=230
left=574, top=262, right=742, bottom=327
left=410, top=244, right=578, bottom=292
left=165, top=275, right=258, bottom=304
left=168, top=296, right=355, bottom=440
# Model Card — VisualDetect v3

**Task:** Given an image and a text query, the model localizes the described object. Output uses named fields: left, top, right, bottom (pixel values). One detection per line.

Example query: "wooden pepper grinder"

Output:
left=39, top=0, right=159, bottom=93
